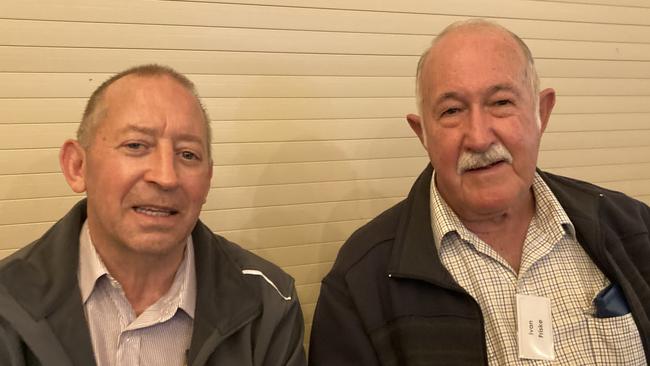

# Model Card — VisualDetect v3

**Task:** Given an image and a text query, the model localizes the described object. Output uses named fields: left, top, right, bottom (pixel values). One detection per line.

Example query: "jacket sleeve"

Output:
left=262, top=285, right=307, bottom=366
left=308, top=274, right=380, bottom=366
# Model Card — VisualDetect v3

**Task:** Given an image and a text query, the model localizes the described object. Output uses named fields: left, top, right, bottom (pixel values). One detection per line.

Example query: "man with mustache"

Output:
left=0, top=65, right=306, bottom=366
left=309, top=19, right=650, bottom=365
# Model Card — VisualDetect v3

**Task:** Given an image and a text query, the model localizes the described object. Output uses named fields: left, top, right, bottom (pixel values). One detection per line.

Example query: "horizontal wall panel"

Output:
left=212, top=157, right=428, bottom=187
left=0, top=123, right=77, bottom=149
left=200, top=197, right=401, bottom=232
left=548, top=162, right=650, bottom=183
left=213, top=118, right=413, bottom=143
left=220, top=219, right=368, bottom=250
left=0, top=19, right=430, bottom=56
left=545, top=78, right=650, bottom=97
left=551, top=96, right=650, bottom=114
left=0, top=173, right=76, bottom=200
left=3, top=20, right=650, bottom=60
left=211, top=138, right=423, bottom=165
left=0, top=97, right=415, bottom=123
left=284, top=262, right=334, bottom=286
left=539, top=146, right=650, bottom=169
left=0, top=149, right=60, bottom=175
left=545, top=113, right=650, bottom=132
left=534, top=59, right=650, bottom=79
left=251, top=241, right=343, bottom=268
left=0, top=222, right=56, bottom=250
left=296, top=283, right=322, bottom=305
left=0, top=73, right=415, bottom=99
left=0, top=99, right=85, bottom=124
left=4, top=73, right=650, bottom=99
left=0, top=47, right=419, bottom=76
left=4, top=1, right=650, bottom=43
left=210, top=0, right=650, bottom=25
left=4, top=96, right=650, bottom=124
left=204, top=177, right=411, bottom=210
left=303, top=303, right=317, bottom=325
left=540, top=131, right=650, bottom=151
left=0, top=196, right=81, bottom=226
left=4, top=47, right=650, bottom=80
left=538, top=0, right=650, bottom=8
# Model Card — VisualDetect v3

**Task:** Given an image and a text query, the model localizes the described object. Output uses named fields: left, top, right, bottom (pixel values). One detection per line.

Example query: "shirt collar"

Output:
left=429, top=170, right=576, bottom=252
left=77, top=220, right=197, bottom=318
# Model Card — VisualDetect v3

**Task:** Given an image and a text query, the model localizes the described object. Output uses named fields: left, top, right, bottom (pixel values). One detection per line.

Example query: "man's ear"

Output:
left=59, top=139, right=88, bottom=193
left=406, top=113, right=427, bottom=148
left=538, top=88, right=556, bottom=133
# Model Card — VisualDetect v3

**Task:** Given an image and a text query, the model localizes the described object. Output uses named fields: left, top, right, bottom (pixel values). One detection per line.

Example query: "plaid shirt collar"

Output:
left=429, top=170, right=576, bottom=252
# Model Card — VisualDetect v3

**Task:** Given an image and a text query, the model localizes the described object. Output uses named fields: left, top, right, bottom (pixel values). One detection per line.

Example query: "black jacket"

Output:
left=0, top=200, right=307, bottom=366
left=309, top=165, right=650, bottom=365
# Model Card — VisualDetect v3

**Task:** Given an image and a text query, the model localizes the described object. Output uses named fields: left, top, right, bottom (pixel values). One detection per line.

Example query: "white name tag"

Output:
left=516, top=294, right=554, bottom=360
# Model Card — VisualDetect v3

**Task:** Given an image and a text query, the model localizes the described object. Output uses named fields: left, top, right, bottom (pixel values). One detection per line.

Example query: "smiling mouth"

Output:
left=133, top=206, right=179, bottom=217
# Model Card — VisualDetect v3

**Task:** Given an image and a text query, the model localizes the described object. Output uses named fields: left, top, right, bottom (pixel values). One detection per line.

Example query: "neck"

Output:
left=90, top=238, right=186, bottom=316
left=459, top=190, right=536, bottom=273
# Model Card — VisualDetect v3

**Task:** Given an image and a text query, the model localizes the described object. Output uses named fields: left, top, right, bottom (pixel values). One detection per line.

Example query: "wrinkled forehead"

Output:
left=421, top=27, right=530, bottom=93
left=98, top=74, right=208, bottom=135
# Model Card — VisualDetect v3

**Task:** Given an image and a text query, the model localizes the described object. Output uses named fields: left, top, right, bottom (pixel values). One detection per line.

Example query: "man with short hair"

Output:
left=0, top=64, right=306, bottom=366
left=309, top=20, right=650, bottom=365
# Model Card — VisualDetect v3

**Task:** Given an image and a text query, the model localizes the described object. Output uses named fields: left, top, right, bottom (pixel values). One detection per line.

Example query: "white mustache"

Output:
left=457, top=144, right=513, bottom=174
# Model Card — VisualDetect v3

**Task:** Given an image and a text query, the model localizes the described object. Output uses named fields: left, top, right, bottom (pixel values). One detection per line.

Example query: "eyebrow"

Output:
left=117, top=124, right=206, bottom=145
left=118, top=124, right=156, bottom=136
left=487, top=84, right=522, bottom=98
left=433, top=91, right=463, bottom=106
left=432, top=83, right=522, bottom=106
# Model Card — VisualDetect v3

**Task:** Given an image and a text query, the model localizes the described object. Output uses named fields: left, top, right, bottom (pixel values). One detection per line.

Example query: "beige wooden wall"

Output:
left=1, top=0, right=650, bottom=345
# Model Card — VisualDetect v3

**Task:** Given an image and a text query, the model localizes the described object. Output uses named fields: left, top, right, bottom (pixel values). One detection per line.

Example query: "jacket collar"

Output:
left=386, top=165, right=606, bottom=288
left=187, top=220, right=262, bottom=365
left=536, top=170, right=609, bottom=277
left=387, top=164, right=461, bottom=290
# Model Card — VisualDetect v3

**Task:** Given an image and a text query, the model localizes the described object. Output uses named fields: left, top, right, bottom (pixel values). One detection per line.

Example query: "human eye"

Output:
left=493, top=99, right=513, bottom=106
left=441, top=107, right=461, bottom=117
left=179, top=150, right=201, bottom=162
left=121, top=141, right=150, bottom=155
left=125, top=142, right=145, bottom=150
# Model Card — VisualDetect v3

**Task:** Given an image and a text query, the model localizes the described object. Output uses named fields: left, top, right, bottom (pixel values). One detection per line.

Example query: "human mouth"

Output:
left=133, top=206, right=179, bottom=217
left=466, top=159, right=507, bottom=172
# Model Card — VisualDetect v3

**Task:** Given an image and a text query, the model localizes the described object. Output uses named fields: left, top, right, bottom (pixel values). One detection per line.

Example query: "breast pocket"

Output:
left=587, top=313, right=646, bottom=365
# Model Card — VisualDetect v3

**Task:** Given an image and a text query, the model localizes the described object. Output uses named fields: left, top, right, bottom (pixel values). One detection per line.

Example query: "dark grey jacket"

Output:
left=309, top=165, right=650, bottom=365
left=0, top=200, right=306, bottom=366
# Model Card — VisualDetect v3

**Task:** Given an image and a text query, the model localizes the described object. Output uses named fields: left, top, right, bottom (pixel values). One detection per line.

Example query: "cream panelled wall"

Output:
left=2, top=0, right=650, bottom=344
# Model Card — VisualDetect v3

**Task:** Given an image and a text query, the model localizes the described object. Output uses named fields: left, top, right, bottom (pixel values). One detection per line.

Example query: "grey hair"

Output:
left=415, top=19, right=540, bottom=116
left=77, top=64, right=212, bottom=158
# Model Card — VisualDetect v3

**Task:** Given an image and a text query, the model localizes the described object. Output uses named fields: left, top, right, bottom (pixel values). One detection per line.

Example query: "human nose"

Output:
left=145, top=146, right=179, bottom=190
left=463, top=108, right=495, bottom=152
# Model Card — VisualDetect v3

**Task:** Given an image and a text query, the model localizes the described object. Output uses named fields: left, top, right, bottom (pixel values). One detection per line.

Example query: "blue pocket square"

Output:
left=594, top=283, right=630, bottom=318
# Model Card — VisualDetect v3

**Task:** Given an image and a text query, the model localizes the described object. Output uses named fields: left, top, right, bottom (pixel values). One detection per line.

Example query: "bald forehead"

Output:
left=419, top=25, right=530, bottom=98
left=428, top=25, right=526, bottom=73
left=103, top=74, right=195, bottom=102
